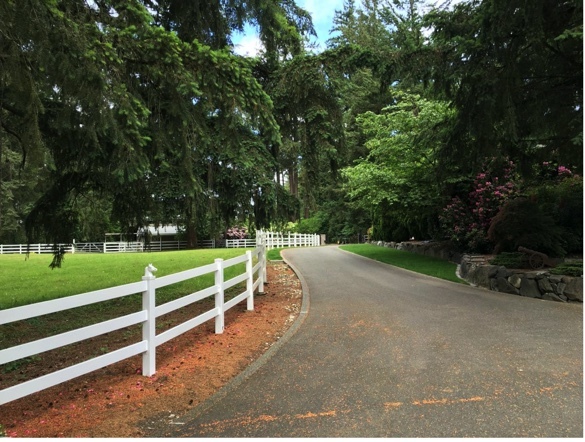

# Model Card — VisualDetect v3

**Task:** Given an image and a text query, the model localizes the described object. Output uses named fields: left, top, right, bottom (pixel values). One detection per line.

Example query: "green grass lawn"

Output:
left=266, top=247, right=290, bottom=260
left=340, top=244, right=464, bottom=284
left=0, top=249, right=253, bottom=309
left=0, top=248, right=262, bottom=373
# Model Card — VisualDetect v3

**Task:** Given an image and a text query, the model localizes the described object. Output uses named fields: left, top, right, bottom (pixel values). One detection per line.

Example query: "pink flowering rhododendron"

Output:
left=226, top=226, right=248, bottom=239
left=440, top=158, right=519, bottom=252
left=557, top=165, right=572, bottom=176
left=538, top=160, right=575, bottom=180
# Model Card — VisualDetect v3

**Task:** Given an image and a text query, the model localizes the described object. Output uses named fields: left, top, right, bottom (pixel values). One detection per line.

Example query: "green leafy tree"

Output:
left=343, top=92, right=455, bottom=240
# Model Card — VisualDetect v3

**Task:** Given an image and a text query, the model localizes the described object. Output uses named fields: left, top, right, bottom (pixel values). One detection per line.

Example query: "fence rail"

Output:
left=226, top=238, right=258, bottom=248
left=0, top=246, right=267, bottom=406
left=197, top=239, right=216, bottom=249
left=257, top=230, right=321, bottom=249
left=0, top=231, right=321, bottom=255
left=0, top=244, right=74, bottom=255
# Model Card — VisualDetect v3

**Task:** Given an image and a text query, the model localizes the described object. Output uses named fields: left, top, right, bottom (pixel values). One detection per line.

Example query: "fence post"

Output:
left=214, top=258, right=225, bottom=334
left=142, top=264, right=157, bottom=376
left=258, top=245, right=265, bottom=294
left=246, top=251, right=254, bottom=311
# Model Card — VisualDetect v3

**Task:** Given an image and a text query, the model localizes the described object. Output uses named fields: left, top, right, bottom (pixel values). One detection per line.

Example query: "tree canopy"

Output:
left=1, top=0, right=582, bottom=261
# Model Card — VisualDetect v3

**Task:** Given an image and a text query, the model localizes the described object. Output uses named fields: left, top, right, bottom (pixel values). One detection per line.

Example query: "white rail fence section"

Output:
left=256, top=230, right=320, bottom=249
left=0, top=246, right=267, bottom=406
left=0, top=231, right=321, bottom=254
left=225, top=238, right=257, bottom=248
left=0, top=243, right=74, bottom=255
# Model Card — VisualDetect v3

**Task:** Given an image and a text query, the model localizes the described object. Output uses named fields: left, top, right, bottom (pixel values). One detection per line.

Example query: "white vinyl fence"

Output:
left=0, top=246, right=267, bottom=406
left=256, top=230, right=321, bottom=249
left=226, top=238, right=257, bottom=248
left=0, top=243, right=74, bottom=255
left=0, top=231, right=321, bottom=255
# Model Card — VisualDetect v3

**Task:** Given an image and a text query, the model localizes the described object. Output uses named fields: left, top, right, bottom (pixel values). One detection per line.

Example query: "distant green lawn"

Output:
left=0, top=249, right=253, bottom=309
left=340, top=244, right=464, bottom=284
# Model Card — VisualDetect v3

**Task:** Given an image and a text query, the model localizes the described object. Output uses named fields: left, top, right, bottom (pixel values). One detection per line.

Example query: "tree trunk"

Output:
left=185, top=197, right=198, bottom=249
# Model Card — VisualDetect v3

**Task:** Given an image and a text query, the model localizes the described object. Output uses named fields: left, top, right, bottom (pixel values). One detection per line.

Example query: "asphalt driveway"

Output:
left=144, top=246, right=583, bottom=437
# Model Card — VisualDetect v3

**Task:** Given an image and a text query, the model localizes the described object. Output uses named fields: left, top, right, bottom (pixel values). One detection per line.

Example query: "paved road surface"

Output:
left=144, top=246, right=583, bottom=437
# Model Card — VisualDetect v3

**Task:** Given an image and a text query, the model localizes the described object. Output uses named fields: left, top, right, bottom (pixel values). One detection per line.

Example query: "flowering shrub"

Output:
left=536, top=161, right=578, bottom=180
left=440, top=158, right=519, bottom=252
left=557, top=165, right=573, bottom=177
left=226, top=226, right=248, bottom=239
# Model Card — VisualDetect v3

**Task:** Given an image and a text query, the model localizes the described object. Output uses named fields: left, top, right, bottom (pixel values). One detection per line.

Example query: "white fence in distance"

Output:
left=256, top=230, right=320, bottom=249
left=0, top=246, right=267, bottom=406
left=0, top=243, right=74, bottom=255
left=0, top=231, right=321, bottom=255
left=0, top=241, right=193, bottom=254
left=225, top=238, right=257, bottom=248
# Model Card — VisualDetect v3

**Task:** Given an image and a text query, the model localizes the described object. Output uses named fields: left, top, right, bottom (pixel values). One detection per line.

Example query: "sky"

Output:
left=233, top=0, right=345, bottom=56
left=232, top=0, right=462, bottom=56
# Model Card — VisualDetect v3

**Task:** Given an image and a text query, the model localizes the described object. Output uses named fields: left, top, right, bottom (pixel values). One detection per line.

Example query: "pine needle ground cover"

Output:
left=340, top=244, right=464, bottom=284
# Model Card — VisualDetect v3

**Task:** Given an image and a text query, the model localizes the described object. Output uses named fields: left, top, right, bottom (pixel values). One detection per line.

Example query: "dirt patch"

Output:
left=0, top=261, right=302, bottom=438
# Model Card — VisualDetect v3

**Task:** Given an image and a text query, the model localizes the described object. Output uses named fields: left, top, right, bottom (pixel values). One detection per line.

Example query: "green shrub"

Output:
left=528, top=176, right=583, bottom=254
left=488, top=197, right=567, bottom=257
left=488, top=252, right=526, bottom=268
left=296, top=215, right=324, bottom=234
left=549, top=262, right=583, bottom=277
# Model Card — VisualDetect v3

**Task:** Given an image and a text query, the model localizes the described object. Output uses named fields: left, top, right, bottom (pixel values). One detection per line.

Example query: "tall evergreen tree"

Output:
left=0, top=0, right=315, bottom=263
left=425, top=0, right=583, bottom=176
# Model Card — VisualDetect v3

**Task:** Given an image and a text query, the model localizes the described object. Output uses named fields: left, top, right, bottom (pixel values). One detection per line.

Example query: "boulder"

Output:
left=562, top=277, right=583, bottom=302
left=555, top=282, right=567, bottom=296
left=542, top=293, right=566, bottom=302
left=458, top=261, right=472, bottom=280
left=519, top=278, right=542, bottom=298
left=496, top=277, right=519, bottom=295
left=508, top=274, right=523, bottom=289
left=549, top=275, right=564, bottom=284
left=466, top=265, right=500, bottom=288
left=537, top=278, right=554, bottom=293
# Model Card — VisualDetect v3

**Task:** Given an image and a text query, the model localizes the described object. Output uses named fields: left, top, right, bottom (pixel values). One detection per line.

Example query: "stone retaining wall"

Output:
left=369, top=240, right=583, bottom=303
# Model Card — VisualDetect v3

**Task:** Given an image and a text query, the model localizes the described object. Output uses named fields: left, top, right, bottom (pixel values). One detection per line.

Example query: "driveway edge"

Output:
left=175, top=252, right=311, bottom=420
